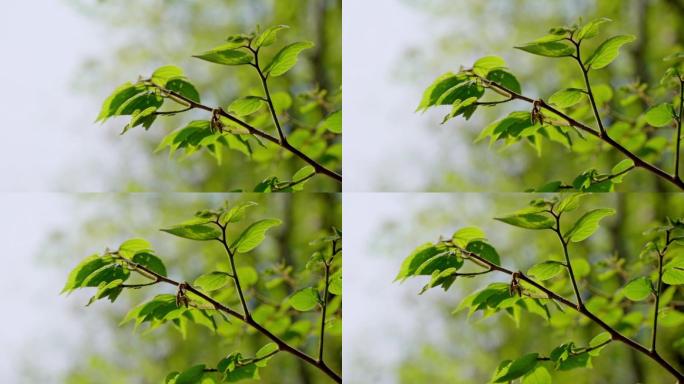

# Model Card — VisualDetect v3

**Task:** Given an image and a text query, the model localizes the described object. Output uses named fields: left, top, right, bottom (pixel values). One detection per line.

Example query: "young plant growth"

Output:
left=397, top=194, right=684, bottom=382
left=418, top=17, right=684, bottom=191
left=97, top=25, right=342, bottom=191
left=62, top=201, right=342, bottom=383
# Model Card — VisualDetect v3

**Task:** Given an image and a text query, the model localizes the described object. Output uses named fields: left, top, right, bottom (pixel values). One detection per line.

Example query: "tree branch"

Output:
left=475, top=74, right=684, bottom=190
left=572, top=39, right=607, bottom=136
left=144, top=81, right=342, bottom=183
left=551, top=210, right=583, bottom=308
left=216, top=220, right=251, bottom=319
left=251, top=47, right=288, bottom=144
left=447, top=242, right=684, bottom=381
left=114, top=255, right=342, bottom=383
left=652, top=230, right=673, bottom=352
left=676, top=79, right=684, bottom=179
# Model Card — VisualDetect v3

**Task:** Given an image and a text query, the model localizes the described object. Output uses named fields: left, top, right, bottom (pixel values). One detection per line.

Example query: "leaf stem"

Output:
left=676, top=79, right=684, bottom=179
left=251, top=47, right=288, bottom=144
left=318, top=240, right=335, bottom=362
left=216, top=221, right=251, bottom=319
left=551, top=211, right=583, bottom=308
left=572, top=39, right=607, bottom=136
left=652, top=230, right=672, bottom=352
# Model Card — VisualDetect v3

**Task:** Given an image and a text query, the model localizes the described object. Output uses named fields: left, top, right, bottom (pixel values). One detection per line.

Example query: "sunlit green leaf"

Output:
left=288, top=287, right=320, bottom=311
left=576, top=17, right=612, bottom=41
left=645, top=103, right=675, bottom=127
left=264, top=41, right=314, bottom=77
left=194, top=271, right=231, bottom=292
left=194, top=44, right=252, bottom=65
left=254, top=25, right=289, bottom=48
left=495, top=212, right=555, bottom=230
left=586, top=35, right=636, bottom=69
left=548, top=88, right=585, bottom=108
left=623, top=277, right=653, bottom=301
left=565, top=208, right=615, bottom=242
left=161, top=223, right=222, bottom=241
left=528, top=261, right=565, bottom=280
left=231, top=219, right=281, bottom=253
left=515, top=41, right=575, bottom=57
left=229, top=96, right=265, bottom=116
left=493, top=353, right=539, bottom=382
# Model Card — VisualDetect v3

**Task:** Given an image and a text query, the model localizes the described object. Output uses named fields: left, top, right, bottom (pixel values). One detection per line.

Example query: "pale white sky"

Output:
left=0, top=1, right=119, bottom=192
left=0, top=2, right=117, bottom=382
left=343, top=0, right=474, bottom=192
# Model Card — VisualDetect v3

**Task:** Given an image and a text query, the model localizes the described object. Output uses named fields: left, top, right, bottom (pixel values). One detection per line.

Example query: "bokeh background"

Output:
left=345, top=0, right=684, bottom=191
left=344, top=192, right=684, bottom=383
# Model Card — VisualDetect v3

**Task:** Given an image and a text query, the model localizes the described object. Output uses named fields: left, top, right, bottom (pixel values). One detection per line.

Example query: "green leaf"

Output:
left=231, top=219, right=282, bottom=253
left=228, top=96, right=265, bottom=116
left=465, top=240, right=500, bottom=265
left=473, top=55, right=506, bottom=76
left=166, top=78, right=201, bottom=103
left=585, top=35, right=636, bottom=69
left=611, top=159, right=635, bottom=183
left=416, top=73, right=466, bottom=112
left=451, top=226, right=486, bottom=248
left=645, top=103, right=675, bottom=127
left=522, top=366, right=552, bottom=384
left=175, top=364, right=205, bottom=384
left=321, top=110, right=342, bottom=134
left=254, top=25, right=289, bottom=49
left=97, top=82, right=146, bottom=122
left=87, top=278, right=124, bottom=306
left=118, top=238, right=152, bottom=258
left=515, top=41, right=575, bottom=57
left=194, top=44, right=252, bottom=65
left=565, top=208, right=615, bottom=242
left=663, top=267, right=684, bottom=285
left=557, top=193, right=585, bottom=213
left=396, top=243, right=442, bottom=281
left=588, top=332, right=612, bottom=356
left=150, top=65, right=184, bottom=86
left=288, top=287, right=320, bottom=311
left=576, top=17, right=612, bottom=41
left=495, top=212, right=554, bottom=230
left=131, top=252, right=167, bottom=277
left=548, top=88, right=585, bottom=108
left=623, top=277, right=653, bottom=301
left=291, top=165, right=315, bottom=191
left=62, top=254, right=114, bottom=293
left=486, top=69, right=521, bottom=94
left=475, top=111, right=540, bottom=143
left=528, top=261, right=565, bottom=280
left=255, top=342, right=279, bottom=367
left=194, top=271, right=231, bottom=292
left=115, top=91, right=163, bottom=116
left=494, top=353, right=539, bottom=382
left=161, top=223, right=221, bottom=241
left=329, top=270, right=342, bottom=295
left=264, top=41, right=314, bottom=77
left=220, top=201, right=258, bottom=225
